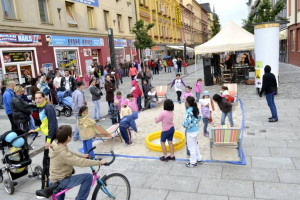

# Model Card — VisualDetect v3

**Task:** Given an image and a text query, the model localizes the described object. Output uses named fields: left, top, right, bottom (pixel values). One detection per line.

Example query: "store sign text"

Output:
left=47, top=35, right=103, bottom=47
left=0, top=33, right=42, bottom=46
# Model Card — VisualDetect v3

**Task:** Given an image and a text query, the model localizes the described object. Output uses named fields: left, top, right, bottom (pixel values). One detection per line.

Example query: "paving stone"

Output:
left=144, top=174, right=200, bottom=193
left=252, top=157, right=295, bottom=169
left=243, top=147, right=271, bottom=157
left=197, top=178, right=254, bottom=198
left=270, top=147, right=300, bottom=158
left=277, top=169, right=300, bottom=184
left=166, top=191, right=228, bottom=200
left=222, top=166, right=279, bottom=182
left=125, top=159, right=174, bottom=174
left=229, top=198, right=264, bottom=200
left=265, top=133, right=298, bottom=140
left=242, top=139, right=286, bottom=148
left=285, top=140, right=300, bottom=148
left=254, top=182, right=300, bottom=200
left=292, top=158, right=300, bottom=169
left=130, top=187, right=169, bottom=200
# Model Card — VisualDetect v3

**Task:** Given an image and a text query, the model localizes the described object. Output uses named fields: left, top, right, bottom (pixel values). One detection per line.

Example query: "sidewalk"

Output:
left=1, top=61, right=300, bottom=199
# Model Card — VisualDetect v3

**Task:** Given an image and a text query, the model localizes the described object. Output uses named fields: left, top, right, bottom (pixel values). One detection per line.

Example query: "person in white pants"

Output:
left=183, top=96, right=203, bottom=168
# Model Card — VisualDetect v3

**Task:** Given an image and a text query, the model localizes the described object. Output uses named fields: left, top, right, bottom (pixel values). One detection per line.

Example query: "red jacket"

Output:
left=131, top=80, right=142, bottom=98
left=167, top=59, right=172, bottom=66
left=152, top=61, right=157, bottom=68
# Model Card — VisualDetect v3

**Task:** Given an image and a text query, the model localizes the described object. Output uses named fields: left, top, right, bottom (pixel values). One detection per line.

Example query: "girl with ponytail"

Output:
left=183, top=96, right=203, bottom=168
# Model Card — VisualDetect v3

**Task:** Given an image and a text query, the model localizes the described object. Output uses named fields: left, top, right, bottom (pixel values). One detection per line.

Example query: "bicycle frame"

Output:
left=51, top=166, right=115, bottom=200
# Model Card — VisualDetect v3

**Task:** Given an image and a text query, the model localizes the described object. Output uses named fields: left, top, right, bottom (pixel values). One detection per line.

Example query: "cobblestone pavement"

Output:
left=1, top=60, right=300, bottom=200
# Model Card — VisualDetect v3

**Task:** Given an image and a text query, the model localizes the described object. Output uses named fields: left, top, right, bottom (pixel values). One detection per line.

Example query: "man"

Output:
left=172, top=57, right=178, bottom=74
left=60, top=70, right=76, bottom=92
left=177, top=58, right=183, bottom=74
left=259, top=65, right=278, bottom=122
left=124, top=60, right=129, bottom=77
left=3, top=81, right=18, bottom=130
left=72, top=81, right=85, bottom=141
left=104, top=74, right=116, bottom=110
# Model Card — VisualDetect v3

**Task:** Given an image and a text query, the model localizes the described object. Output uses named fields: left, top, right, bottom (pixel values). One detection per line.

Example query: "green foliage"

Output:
left=242, top=0, right=288, bottom=34
left=131, top=20, right=155, bottom=50
left=211, top=14, right=221, bottom=37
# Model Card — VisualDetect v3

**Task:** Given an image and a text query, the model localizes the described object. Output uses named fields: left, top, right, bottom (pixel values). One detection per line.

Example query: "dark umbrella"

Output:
left=163, top=56, right=171, bottom=60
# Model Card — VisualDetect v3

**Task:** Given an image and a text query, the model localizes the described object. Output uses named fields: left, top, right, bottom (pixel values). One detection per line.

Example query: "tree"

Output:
left=211, top=14, right=221, bottom=38
left=242, top=0, right=288, bottom=34
left=131, top=20, right=155, bottom=65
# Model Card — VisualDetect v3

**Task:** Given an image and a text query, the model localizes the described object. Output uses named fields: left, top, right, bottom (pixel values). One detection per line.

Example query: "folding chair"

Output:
left=156, top=85, right=168, bottom=103
left=223, top=83, right=238, bottom=102
left=93, top=124, right=122, bottom=151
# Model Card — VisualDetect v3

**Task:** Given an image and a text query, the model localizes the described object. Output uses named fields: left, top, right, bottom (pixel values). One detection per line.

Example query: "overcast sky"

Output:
left=197, top=0, right=249, bottom=28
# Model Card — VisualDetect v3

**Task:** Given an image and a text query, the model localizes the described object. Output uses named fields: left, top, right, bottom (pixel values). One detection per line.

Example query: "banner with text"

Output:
left=46, top=35, right=103, bottom=47
left=0, top=33, right=42, bottom=46
left=72, top=0, right=99, bottom=7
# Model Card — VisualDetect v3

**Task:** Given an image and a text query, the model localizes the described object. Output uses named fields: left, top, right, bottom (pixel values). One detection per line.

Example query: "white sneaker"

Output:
left=56, top=117, right=59, bottom=120
left=127, top=143, right=135, bottom=147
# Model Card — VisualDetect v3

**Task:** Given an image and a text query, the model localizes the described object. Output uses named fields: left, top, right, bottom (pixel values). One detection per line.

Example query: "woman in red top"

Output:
left=129, top=64, right=138, bottom=80
left=167, top=59, right=172, bottom=73
left=183, top=59, right=188, bottom=75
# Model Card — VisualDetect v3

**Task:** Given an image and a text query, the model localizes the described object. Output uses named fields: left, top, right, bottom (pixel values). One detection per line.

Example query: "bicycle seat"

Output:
left=36, top=182, right=60, bottom=198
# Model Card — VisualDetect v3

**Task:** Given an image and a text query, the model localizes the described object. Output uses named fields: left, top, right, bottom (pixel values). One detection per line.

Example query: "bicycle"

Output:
left=36, top=147, right=131, bottom=200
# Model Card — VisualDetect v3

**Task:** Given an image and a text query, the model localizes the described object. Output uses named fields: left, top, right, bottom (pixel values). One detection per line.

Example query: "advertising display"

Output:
left=254, top=23, right=280, bottom=88
left=46, top=35, right=103, bottom=47
left=0, top=33, right=42, bottom=46
left=3, top=52, right=32, bottom=63
left=114, top=39, right=127, bottom=47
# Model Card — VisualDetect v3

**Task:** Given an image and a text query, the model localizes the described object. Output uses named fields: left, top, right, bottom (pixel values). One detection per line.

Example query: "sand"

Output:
left=94, top=101, right=242, bottom=161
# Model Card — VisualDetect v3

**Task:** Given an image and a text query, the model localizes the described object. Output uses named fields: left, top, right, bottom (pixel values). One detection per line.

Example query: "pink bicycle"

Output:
left=35, top=147, right=131, bottom=200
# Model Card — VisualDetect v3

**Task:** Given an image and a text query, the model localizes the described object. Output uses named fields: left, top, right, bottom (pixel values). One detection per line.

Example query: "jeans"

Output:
left=178, top=65, right=182, bottom=73
left=167, top=66, right=172, bottom=73
left=29, top=115, right=36, bottom=130
left=107, top=101, right=113, bottom=113
left=137, top=96, right=142, bottom=111
left=186, top=131, right=202, bottom=164
left=42, top=149, right=50, bottom=189
left=266, top=92, right=278, bottom=120
left=203, top=117, right=209, bottom=134
left=53, top=173, right=93, bottom=200
left=195, top=93, right=201, bottom=102
left=111, top=117, right=118, bottom=124
left=92, top=100, right=101, bottom=120
left=221, top=111, right=234, bottom=127
left=176, top=91, right=182, bottom=102
left=152, top=68, right=155, bottom=75
left=83, top=139, right=94, bottom=158
left=120, top=126, right=132, bottom=144
left=155, top=67, right=159, bottom=74
left=73, top=114, right=81, bottom=140
left=124, top=68, right=129, bottom=76
left=174, top=68, right=178, bottom=74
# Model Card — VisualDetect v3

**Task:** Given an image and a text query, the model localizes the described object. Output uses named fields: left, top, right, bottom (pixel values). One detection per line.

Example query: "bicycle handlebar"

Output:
left=87, top=146, right=96, bottom=155
left=86, top=147, right=116, bottom=166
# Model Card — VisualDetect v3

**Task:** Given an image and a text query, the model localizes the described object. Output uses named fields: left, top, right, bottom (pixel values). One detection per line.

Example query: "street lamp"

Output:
left=108, top=28, right=116, bottom=69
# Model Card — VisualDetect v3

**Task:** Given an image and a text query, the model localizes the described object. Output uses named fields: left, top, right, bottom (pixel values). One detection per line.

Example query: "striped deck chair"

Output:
left=156, top=85, right=168, bottom=102
left=93, top=124, right=122, bottom=151
left=223, top=83, right=238, bottom=102
left=209, top=125, right=241, bottom=160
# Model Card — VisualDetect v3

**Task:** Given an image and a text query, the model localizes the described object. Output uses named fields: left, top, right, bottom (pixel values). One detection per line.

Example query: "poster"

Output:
left=46, top=35, right=103, bottom=47
left=3, top=52, right=32, bottom=63
left=107, top=57, right=111, bottom=62
left=83, top=48, right=92, bottom=56
left=42, top=63, right=54, bottom=74
left=0, top=33, right=42, bottom=46
left=145, top=48, right=151, bottom=57
left=85, top=59, right=93, bottom=75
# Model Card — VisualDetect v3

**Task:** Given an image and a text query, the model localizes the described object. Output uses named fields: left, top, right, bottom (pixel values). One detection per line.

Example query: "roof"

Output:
left=199, top=3, right=212, bottom=13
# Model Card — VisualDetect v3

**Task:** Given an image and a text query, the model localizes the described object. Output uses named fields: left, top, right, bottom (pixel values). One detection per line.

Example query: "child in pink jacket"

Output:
left=126, top=94, right=138, bottom=112
left=195, top=78, right=202, bottom=102
left=114, top=91, right=124, bottom=110
left=183, top=86, right=194, bottom=102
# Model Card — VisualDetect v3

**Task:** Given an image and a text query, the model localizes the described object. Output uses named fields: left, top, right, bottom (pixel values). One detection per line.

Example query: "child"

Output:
left=155, top=99, right=175, bottom=162
left=183, top=96, right=203, bottom=168
left=198, top=91, right=213, bottom=136
left=142, top=79, right=150, bottom=108
left=77, top=106, right=96, bottom=158
left=221, top=86, right=229, bottom=96
left=221, top=86, right=234, bottom=104
left=131, top=80, right=142, bottom=111
left=146, top=87, right=159, bottom=109
left=48, top=125, right=106, bottom=200
left=171, top=74, right=186, bottom=103
left=119, top=112, right=138, bottom=145
left=183, top=86, right=193, bottom=101
left=195, top=79, right=202, bottom=102
left=108, top=101, right=119, bottom=124
left=126, top=93, right=138, bottom=112
left=213, top=94, right=234, bottom=127
left=114, top=91, right=124, bottom=111
left=120, top=102, right=132, bottom=119
left=84, top=72, right=90, bottom=88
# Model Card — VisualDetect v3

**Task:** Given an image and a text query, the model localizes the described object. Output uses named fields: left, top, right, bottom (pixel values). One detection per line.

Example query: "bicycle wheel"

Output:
left=92, top=173, right=130, bottom=200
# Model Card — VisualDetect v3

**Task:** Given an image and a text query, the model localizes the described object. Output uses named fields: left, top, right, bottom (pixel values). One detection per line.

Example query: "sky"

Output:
left=197, top=0, right=249, bottom=28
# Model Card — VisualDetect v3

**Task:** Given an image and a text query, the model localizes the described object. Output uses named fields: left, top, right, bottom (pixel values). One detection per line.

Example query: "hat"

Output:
left=203, top=91, right=210, bottom=97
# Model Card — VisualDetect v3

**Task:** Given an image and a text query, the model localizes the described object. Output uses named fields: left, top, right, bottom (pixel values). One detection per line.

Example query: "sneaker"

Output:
left=204, top=133, right=209, bottom=137
left=56, top=117, right=59, bottom=120
left=167, top=156, right=176, bottom=161
left=127, top=143, right=135, bottom=147
left=186, top=162, right=197, bottom=168
left=159, top=156, right=168, bottom=162
left=100, top=118, right=105, bottom=121
left=95, top=119, right=100, bottom=122
left=197, top=160, right=204, bottom=164
left=268, top=118, right=278, bottom=122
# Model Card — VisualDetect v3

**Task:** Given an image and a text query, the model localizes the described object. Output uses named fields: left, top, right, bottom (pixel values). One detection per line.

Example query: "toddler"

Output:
left=131, top=80, right=142, bottom=111
left=119, top=112, right=138, bottom=145
left=198, top=91, right=214, bottom=135
left=221, top=86, right=234, bottom=103
left=126, top=94, right=138, bottom=112
left=114, top=91, right=124, bottom=121
left=120, top=102, right=132, bottom=119
left=183, top=86, right=193, bottom=102
left=194, top=78, right=202, bottom=102
left=146, top=87, right=158, bottom=109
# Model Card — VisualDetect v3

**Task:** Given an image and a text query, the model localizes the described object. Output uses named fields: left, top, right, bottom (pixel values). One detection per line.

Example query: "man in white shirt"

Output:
left=60, top=70, right=76, bottom=92
left=172, top=57, right=178, bottom=74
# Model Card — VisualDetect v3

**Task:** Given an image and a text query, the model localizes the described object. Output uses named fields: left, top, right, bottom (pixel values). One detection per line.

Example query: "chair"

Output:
left=209, top=125, right=242, bottom=161
left=223, top=83, right=238, bottom=102
left=93, top=124, right=122, bottom=151
left=156, top=85, right=168, bottom=103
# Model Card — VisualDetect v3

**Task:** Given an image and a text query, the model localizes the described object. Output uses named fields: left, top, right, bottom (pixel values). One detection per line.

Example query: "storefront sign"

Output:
left=47, top=35, right=103, bottom=47
left=176, top=6, right=182, bottom=28
left=0, top=33, right=42, bottom=46
left=114, top=39, right=127, bottom=47
left=72, top=0, right=99, bottom=7
left=151, top=46, right=159, bottom=51
left=145, top=48, right=151, bottom=57
left=3, top=52, right=32, bottom=63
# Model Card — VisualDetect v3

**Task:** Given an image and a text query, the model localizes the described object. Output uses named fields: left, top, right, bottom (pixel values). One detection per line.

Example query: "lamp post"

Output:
left=108, top=28, right=116, bottom=69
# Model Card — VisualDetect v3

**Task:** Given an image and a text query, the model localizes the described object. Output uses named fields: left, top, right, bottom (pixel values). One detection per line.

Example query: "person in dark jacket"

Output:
left=213, top=94, right=234, bottom=127
left=11, top=86, right=35, bottom=132
left=30, top=78, right=39, bottom=101
left=60, top=70, right=76, bottom=92
left=177, top=58, right=183, bottom=73
left=89, top=79, right=103, bottom=121
left=119, top=112, right=138, bottom=145
left=259, top=65, right=278, bottom=122
left=104, top=74, right=116, bottom=109
left=48, top=82, right=58, bottom=110
left=142, top=79, right=151, bottom=108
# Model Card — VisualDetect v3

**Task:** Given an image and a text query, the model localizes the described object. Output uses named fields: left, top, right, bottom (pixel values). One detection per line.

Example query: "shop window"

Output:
left=1, top=0, right=18, bottom=19
left=104, top=10, right=109, bottom=30
left=291, top=30, right=295, bottom=51
left=38, top=0, right=50, bottom=23
left=87, top=7, right=95, bottom=28
left=65, top=2, right=77, bottom=26
left=128, top=17, right=132, bottom=32
left=55, top=49, right=78, bottom=73
left=117, top=14, right=122, bottom=32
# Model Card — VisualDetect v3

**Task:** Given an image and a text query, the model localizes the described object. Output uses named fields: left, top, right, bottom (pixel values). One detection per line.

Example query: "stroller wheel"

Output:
left=64, top=109, right=72, bottom=117
left=34, top=166, right=43, bottom=180
left=4, top=179, right=15, bottom=195
left=56, top=109, right=60, bottom=117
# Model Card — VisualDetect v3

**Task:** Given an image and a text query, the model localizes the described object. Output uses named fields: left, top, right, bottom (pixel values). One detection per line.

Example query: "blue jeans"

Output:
left=92, top=100, right=101, bottom=120
left=221, top=111, right=234, bottom=127
left=29, top=115, right=36, bottom=130
left=152, top=68, right=155, bottom=75
left=203, top=117, right=209, bottom=134
left=73, top=114, right=81, bottom=141
left=120, top=126, right=132, bottom=144
left=266, top=92, right=278, bottom=120
left=167, top=66, right=172, bottom=73
left=53, top=173, right=93, bottom=200
left=137, top=96, right=142, bottom=111
left=174, top=68, right=178, bottom=74
left=83, top=139, right=94, bottom=158
left=195, top=93, right=201, bottom=102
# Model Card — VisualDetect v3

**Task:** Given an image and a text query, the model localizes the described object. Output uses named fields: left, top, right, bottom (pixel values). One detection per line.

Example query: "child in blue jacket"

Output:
left=119, top=112, right=138, bottom=146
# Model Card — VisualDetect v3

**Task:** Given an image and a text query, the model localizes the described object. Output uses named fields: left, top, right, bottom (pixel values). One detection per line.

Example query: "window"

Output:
left=87, top=7, right=94, bottom=28
left=291, top=30, right=295, bottom=51
left=104, top=10, right=109, bottom=30
left=128, top=17, right=132, bottom=32
left=1, top=0, right=17, bottom=19
left=38, top=0, right=49, bottom=23
left=117, top=14, right=122, bottom=32
left=65, top=2, right=77, bottom=26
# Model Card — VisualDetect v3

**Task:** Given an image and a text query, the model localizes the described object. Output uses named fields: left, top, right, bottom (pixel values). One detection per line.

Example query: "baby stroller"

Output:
left=56, top=90, right=72, bottom=117
left=0, top=130, right=42, bottom=195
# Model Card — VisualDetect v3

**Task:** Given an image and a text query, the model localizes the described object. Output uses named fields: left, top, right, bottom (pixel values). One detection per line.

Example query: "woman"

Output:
left=11, top=86, right=35, bottom=132
left=37, top=76, right=50, bottom=96
left=89, top=79, right=103, bottom=122
left=183, top=96, right=203, bottom=168
left=53, top=72, right=62, bottom=90
left=129, top=63, right=137, bottom=80
left=29, top=91, right=57, bottom=189
left=30, top=78, right=39, bottom=101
